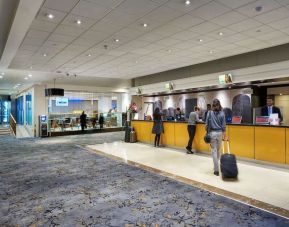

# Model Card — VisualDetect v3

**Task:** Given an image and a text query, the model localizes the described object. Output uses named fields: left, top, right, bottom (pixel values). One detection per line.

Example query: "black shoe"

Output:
left=186, top=146, right=192, bottom=152
left=186, top=150, right=194, bottom=154
left=214, top=171, right=219, bottom=176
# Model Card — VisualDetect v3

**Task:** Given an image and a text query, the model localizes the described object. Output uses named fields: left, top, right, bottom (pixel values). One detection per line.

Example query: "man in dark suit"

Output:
left=261, top=96, right=283, bottom=122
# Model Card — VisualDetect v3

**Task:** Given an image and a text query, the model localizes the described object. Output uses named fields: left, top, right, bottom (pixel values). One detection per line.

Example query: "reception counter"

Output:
left=131, top=120, right=289, bottom=165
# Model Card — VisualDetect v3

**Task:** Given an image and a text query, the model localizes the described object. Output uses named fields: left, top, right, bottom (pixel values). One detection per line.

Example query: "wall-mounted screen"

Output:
left=56, top=97, right=68, bottom=106
left=219, top=73, right=233, bottom=84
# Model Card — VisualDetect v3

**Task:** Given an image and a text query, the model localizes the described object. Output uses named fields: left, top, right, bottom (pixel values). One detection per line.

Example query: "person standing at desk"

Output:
left=261, top=96, right=283, bottom=122
left=186, top=106, right=200, bottom=154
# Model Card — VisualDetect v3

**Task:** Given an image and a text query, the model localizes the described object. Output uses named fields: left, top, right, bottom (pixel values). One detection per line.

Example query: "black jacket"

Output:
left=261, top=106, right=283, bottom=122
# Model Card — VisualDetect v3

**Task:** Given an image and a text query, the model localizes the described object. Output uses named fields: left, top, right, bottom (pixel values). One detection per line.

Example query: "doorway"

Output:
left=0, top=100, right=11, bottom=125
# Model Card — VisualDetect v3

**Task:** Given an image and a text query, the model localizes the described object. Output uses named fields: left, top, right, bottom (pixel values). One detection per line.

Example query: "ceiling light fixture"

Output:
left=167, top=49, right=172, bottom=53
left=198, top=39, right=203, bottom=42
left=143, top=23, right=148, bottom=28
left=24, top=77, right=28, bottom=80
left=43, top=53, right=47, bottom=57
left=255, top=6, right=263, bottom=12
left=46, top=13, right=54, bottom=19
left=209, top=50, right=213, bottom=54
left=28, top=74, right=32, bottom=77
left=87, top=54, right=92, bottom=57
left=185, top=0, right=191, bottom=5
left=218, top=32, right=223, bottom=36
left=280, top=93, right=283, bottom=96
left=0, top=76, right=3, bottom=79
left=114, top=38, right=120, bottom=42
left=76, top=19, right=82, bottom=25
left=30, top=66, right=33, bottom=69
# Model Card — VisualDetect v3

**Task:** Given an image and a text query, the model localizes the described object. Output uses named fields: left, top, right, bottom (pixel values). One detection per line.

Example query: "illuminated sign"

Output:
left=56, top=97, right=68, bottom=106
left=219, top=73, right=233, bottom=84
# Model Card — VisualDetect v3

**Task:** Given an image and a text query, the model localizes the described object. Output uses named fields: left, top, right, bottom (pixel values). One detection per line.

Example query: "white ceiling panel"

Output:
left=36, top=8, right=67, bottom=24
left=236, top=0, right=281, bottom=17
left=190, top=22, right=222, bottom=34
left=254, top=6, right=289, bottom=23
left=216, top=0, right=256, bottom=9
left=26, top=29, right=50, bottom=40
left=228, top=18, right=262, bottom=32
left=144, top=6, right=184, bottom=23
left=83, top=0, right=125, bottom=9
left=213, top=11, right=247, bottom=26
left=189, top=1, right=231, bottom=20
left=30, top=20, right=58, bottom=32
left=170, top=30, right=200, bottom=41
left=116, top=0, right=160, bottom=16
left=54, top=24, right=85, bottom=37
left=153, top=24, right=183, bottom=36
left=275, top=0, right=289, bottom=6
left=165, top=0, right=211, bottom=13
left=169, top=14, right=204, bottom=29
left=48, top=34, right=76, bottom=43
left=43, top=0, right=79, bottom=12
left=268, top=16, right=289, bottom=29
left=71, top=0, right=110, bottom=19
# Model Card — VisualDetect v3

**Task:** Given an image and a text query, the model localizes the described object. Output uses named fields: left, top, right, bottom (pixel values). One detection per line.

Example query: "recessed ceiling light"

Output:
left=76, top=19, right=82, bottom=25
left=87, top=54, right=92, bottom=57
left=0, top=76, right=3, bottom=79
left=43, top=53, right=47, bottom=57
left=114, top=38, right=120, bottom=42
left=46, top=13, right=54, bottom=19
left=30, top=66, right=33, bottom=69
left=209, top=50, right=213, bottom=54
left=28, top=74, right=32, bottom=77
left=135, top=60, right=138, bottom=64
left=280, top=93, right=283, bottom=96
left=185, top=0, right=191, bottom=5
left=24, top=77, right=28, bottom=80
left=198, top=39, right=203, bottom=42
left=218, top=32, right=223, bottom=36
left=17, top=84, right=21, bottom=86
left=143, top=23, right=148, bottom=28
left=167, top=49, right=172, bottom=53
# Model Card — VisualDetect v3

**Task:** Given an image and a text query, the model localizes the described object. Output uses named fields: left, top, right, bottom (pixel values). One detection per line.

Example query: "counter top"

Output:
left=131, top=120, right=289, bottom=128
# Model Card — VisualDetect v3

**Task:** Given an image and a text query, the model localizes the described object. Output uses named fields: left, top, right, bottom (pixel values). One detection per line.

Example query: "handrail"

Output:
left=10, top=113, right=16, bottom=136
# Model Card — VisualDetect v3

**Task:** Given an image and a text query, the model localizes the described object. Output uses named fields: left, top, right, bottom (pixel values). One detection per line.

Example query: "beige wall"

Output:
left=133, top=88, right=251, bottom=120
left=275, top=95, right=289, bottom=124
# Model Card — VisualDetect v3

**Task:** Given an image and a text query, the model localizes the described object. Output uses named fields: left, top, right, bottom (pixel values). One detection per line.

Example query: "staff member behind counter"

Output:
left=261, top=96, right=283, bottom=123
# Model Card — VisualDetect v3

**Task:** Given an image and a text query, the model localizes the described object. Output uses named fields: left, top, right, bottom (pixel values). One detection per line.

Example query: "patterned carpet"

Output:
left=0, top=132, right=288, bottom=227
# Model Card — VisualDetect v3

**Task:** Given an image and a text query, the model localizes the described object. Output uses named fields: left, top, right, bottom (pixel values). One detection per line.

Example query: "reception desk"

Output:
left=131, top=120, right=289, bottom=165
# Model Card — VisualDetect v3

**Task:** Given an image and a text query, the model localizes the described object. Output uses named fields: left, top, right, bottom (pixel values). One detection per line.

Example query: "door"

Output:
left=0, top=101, right=11, bottom=124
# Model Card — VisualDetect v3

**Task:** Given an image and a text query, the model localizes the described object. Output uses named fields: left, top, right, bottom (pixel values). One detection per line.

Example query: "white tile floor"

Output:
left=87, top=141, right=289, bottom=211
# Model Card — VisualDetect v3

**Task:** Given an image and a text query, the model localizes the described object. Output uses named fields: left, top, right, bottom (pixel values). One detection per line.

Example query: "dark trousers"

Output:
left=81, top=124, right=86, bottom=131
left=187, top=125, right=196, bottom=150
left=154, top=133, right=161, bottom=146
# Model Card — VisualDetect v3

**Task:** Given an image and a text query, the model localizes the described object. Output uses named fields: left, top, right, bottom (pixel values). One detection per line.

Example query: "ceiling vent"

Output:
left=136, top=88, right=142, bottom=95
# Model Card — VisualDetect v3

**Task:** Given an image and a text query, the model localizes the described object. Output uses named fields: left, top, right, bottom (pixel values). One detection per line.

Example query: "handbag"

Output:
left=204, top=111, right=211, bottom=144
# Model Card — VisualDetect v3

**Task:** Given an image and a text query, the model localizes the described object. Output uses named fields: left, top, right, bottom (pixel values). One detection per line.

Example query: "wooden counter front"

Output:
left=131, top=120, right=288, bottom=165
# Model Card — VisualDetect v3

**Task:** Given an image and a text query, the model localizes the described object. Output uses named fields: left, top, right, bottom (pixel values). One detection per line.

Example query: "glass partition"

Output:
left=48, top=112, right=123, bottom=132
left=25, top=93, right=32, bottom=126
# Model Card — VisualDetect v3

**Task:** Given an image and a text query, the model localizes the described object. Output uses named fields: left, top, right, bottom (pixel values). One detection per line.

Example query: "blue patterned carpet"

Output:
left=0, top=133, right=288, bottom=226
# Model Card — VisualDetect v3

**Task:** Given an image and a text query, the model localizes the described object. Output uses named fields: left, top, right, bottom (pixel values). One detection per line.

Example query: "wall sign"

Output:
left=56, top=97, right=68, bottom=106
left=219, top=73, right=233, bottom=84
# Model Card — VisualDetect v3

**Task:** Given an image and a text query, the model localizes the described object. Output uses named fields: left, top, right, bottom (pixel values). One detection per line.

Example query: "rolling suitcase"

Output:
left=220, top=141, right=238, bottom=179
left=124, top=126, right=131, bottom=143
left=130, top=130, right=137, bottom=143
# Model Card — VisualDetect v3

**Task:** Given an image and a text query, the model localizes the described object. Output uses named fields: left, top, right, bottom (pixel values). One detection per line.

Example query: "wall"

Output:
left=275, top=95, right=289, bottom=124
left=134, top=88, right=252, bottom=120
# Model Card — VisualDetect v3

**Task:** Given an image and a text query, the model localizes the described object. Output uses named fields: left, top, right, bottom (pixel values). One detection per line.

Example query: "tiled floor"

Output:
left=87, top=141, right=289, bottom=211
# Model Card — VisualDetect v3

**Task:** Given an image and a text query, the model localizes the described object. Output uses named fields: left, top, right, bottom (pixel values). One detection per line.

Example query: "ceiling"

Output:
left=1, top=0, right=289, bottom=93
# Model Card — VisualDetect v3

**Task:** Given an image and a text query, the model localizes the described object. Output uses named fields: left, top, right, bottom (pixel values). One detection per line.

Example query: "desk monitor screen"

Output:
left=255, top=116, right=269, bottom=124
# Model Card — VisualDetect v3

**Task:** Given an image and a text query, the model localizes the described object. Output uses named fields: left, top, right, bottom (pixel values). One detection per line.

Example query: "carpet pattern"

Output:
left=0, top=132, right=288, bottom=227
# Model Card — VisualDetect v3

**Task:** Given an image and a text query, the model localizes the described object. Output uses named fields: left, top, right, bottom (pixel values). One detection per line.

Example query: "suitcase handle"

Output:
left=222, top=140, right=230, bottom=154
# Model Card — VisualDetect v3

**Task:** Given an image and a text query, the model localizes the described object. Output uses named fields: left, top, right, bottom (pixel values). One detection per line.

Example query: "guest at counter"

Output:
left=203, top=104, right=211, bottom=122
left=186, top=106, right=200, bottom=154
left=99, top=113, right=104, bottom=129
left=152, top=107, right=163, bottom=147
left=261, top=96, right=283, bottom=123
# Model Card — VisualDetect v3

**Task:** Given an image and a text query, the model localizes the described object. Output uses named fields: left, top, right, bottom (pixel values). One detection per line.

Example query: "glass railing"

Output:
left=47, top=112, right=124, bottom=132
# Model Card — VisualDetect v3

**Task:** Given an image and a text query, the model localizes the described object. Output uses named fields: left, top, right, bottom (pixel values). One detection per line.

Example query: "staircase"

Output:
left=0, top=126, right=11, bottom=136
